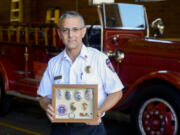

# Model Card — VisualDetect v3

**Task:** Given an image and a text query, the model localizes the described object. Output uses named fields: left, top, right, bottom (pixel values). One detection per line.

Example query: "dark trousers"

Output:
left=50, top=123, right=107, bottom=135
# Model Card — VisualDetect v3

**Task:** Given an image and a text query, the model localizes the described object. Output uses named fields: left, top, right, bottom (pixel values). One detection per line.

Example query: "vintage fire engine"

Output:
left=0, top=0, right=180, bottom=135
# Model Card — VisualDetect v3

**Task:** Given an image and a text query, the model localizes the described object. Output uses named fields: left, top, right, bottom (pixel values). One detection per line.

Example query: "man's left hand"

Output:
left=85, top=111, right=102, bottom=125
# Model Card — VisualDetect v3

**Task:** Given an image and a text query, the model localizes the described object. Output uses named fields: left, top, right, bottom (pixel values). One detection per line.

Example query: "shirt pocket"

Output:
left=53, top=79, right=61, bottom=84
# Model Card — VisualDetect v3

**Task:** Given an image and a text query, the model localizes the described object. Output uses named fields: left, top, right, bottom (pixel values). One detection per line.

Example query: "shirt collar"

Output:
left=62, top=44, right=89, bottom=61
left=79, top=44, right=88, bottom=59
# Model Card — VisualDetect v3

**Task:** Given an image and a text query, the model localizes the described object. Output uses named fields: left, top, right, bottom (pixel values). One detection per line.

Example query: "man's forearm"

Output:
left=39, top=96, right=51, bottom=111
left=99, top=90, right=123, bottom=116
left=39, top=96, right=55, bottom=121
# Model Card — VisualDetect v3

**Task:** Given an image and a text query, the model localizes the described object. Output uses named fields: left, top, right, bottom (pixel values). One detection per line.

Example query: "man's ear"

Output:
left=82, top=27, right=87, bottom=38
left=57, top=29, right=62, bottom=40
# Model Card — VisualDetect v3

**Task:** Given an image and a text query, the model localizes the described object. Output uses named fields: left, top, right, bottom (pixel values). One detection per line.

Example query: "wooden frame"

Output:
left=52, top=84, right=98, bottom=123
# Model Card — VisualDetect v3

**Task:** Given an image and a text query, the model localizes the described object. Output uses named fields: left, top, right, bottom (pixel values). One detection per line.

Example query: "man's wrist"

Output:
left=39, top=96, right=50, bottom=110
left=98, top=109, right=104, bottom=117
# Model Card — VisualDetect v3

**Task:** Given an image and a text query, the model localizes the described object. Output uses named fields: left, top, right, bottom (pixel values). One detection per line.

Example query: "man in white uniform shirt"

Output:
left=38, top=11, right=124, bottom=135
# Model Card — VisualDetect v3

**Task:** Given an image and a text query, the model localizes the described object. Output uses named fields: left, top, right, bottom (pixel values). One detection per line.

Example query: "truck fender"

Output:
left=0, top=59, right=16, bottom=91
left=122, top=70, right=180, bottom=103
left=128, top=70, right=180, bottom=93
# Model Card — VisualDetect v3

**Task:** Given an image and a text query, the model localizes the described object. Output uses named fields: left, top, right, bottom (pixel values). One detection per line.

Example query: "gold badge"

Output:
left=82, top=102, right=88, bottom=111
left=70, top=102, right=76, bottom=112
left=85, top=65, right=92, bottom=73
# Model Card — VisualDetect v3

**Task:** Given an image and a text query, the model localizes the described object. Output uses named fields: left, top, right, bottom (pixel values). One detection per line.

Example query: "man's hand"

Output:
left=85, top=111, right=102, bottom=125
left=39, top=96, right=55, bottom=121
left=45, top=104, right=55, bottom=121
left=85, top=90, right=123, bottom=125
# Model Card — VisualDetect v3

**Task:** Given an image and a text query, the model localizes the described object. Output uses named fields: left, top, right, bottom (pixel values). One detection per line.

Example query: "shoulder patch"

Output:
left=106, top=58, right=115, bottom=72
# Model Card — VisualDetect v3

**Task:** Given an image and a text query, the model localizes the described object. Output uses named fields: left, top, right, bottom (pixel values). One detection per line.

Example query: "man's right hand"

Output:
left=39, top=96, right=55, bottom=122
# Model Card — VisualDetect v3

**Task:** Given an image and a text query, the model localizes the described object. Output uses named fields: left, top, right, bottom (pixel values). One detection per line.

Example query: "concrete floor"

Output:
left=0, top=98, right=134, bottom=135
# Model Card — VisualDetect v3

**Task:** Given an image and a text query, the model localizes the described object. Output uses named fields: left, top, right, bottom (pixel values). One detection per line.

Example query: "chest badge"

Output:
left=65, top=90, right=71, bottom=100
left=74, top=90, right=82, bottom=101
left=85, top=65, right=92, bottom=73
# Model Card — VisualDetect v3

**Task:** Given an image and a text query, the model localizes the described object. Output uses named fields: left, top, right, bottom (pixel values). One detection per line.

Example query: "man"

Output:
left=37, top=11, right=124, bottom=135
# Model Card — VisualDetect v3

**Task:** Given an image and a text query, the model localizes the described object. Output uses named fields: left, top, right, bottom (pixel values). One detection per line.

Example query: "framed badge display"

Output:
left=52, top=84, right=98, bottom=123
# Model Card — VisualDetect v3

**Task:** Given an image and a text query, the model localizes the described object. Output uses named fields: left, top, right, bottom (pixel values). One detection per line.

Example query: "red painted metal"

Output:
left=106, top=37, right=180, bottom=106
left=103, top=29, right=145, bottom=50
left=0, top=23, right=61, bottom=96
left=0, top=3, right=180, bottom=134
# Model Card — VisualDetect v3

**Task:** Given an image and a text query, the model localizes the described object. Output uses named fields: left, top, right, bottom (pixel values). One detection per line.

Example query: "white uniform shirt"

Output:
left=37, top=45, right=124, bottom=108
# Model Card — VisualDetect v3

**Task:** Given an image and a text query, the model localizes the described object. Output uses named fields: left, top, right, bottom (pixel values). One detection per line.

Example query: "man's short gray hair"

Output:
left=58, top=11, right=85, bottom=28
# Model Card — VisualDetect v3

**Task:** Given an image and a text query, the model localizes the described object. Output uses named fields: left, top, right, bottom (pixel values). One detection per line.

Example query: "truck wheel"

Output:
left=0, top=83, right=4, bottom=107
left=131, top=85, right=179, bottom=135
left=0, top=84, right=12, bottom=116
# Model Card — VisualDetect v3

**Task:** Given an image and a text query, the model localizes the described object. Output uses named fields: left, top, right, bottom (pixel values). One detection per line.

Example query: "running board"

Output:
left=6, top=91, right=40, bottom=101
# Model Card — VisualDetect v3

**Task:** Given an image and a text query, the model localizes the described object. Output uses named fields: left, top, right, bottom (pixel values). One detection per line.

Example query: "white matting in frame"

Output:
left=52, top=84, right=98, bottom=123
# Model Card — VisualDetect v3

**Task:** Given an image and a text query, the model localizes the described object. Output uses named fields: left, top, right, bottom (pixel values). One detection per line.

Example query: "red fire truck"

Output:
left=0, top=1, right=180, bottom=135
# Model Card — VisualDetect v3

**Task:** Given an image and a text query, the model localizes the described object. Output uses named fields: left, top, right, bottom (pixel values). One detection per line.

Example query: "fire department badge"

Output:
left=85, top=65, right=92, bottom=73
left=106, top=58, right=115, bottom=72
left=70, top=102, right=76, bottom=112
left=85, top=88, right=93, bottom=100
left=82, top=102, right=88, bottom=111
left=69, top=112, right=75, bottom=119
left=74, top=90, right=82, bottom=101
left=57, top=104, right=67, bottom=116
left=65, top=90, right=71, bottom=100
left=56, top=89, right=62, bottom=99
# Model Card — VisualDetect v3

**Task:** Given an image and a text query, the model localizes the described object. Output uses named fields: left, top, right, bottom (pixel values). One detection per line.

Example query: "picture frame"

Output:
left=52, top=84, right=98, bottom=123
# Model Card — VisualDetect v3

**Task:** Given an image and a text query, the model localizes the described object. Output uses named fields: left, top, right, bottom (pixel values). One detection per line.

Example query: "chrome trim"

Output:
left=103, top=3, right=107, bottom=30
left=144, top=7, right=150, bottom=37
left=104, top=27, right=145, bottom=30
left=97, top=5, right=104, bottom=51
left=115, top=50, right=125, bottom=63
left=104, top=50, right=125, bottom=63
left=138, top=98, right=178, bottom=135
left=146, top=38, right=173, bottom=43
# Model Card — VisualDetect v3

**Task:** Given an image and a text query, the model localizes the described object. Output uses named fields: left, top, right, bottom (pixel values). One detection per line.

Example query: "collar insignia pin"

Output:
left=85, top=65, right=91, bottom=73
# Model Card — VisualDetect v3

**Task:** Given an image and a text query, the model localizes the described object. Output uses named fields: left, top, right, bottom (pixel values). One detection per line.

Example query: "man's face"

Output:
left=58, top=17, right=86, bottom=50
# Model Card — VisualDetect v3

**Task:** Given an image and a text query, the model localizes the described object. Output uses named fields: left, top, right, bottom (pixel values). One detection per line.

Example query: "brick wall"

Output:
left=33, top=0, right=99, bottom=25
left=0, top=0, right=180, bottom=38
left=0, top=0, right=10, bottom=23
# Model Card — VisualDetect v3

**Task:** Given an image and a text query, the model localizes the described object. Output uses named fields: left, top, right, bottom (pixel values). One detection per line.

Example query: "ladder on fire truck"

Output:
left=0, top=2, right=60, bottom=85
left=0, top=1, right=62, bottom=100
left=10, top=0, right=23, bottom=22
left=46, top=8, right=60, bottom=24
left=0, top=0, right=59, bottom=46
left=0, top=23, right=58, bottom=46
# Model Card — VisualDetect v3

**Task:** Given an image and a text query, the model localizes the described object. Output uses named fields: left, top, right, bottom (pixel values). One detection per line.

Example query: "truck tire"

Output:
left=0, top=83, right=12, bottom=116
left=131, top=85, right=180, bottom=135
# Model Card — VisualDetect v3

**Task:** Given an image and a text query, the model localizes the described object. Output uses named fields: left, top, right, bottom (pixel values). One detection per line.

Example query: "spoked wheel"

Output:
left=132, top=85, right=180, bottom=135
left=139, top=98, right=178, bottom=135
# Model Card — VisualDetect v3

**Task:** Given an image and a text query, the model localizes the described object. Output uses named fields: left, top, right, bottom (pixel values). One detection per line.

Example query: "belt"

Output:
left=52, top=123, right=87, bottom=127
left=65, top=123, right=86, bottom=127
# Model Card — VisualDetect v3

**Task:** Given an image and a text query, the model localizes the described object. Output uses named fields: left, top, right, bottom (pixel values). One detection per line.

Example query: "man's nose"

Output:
left=68, top=29, right=74, bottom=37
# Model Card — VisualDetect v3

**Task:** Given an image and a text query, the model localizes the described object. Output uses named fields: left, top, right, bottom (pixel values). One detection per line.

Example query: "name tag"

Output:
left=54, top=75, right=62, bottom=80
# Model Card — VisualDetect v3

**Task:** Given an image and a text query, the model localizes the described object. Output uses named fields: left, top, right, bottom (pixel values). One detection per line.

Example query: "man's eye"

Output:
left=72, top=28, right=79, bottom=32
left=62, top=29, right=68, bottom=32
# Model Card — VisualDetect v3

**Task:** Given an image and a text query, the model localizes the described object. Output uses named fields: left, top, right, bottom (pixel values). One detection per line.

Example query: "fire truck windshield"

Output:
left=104, top=3, right=145, bottom=30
